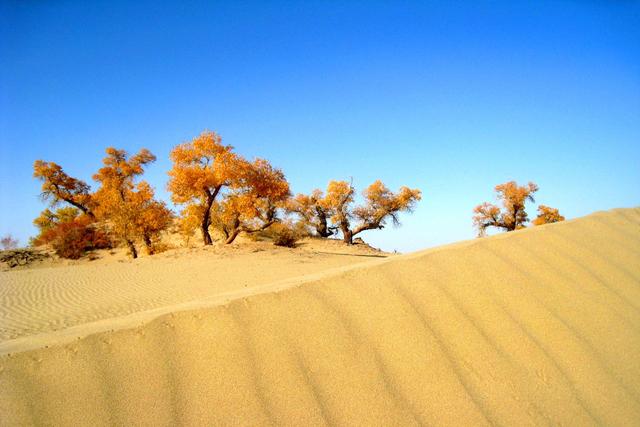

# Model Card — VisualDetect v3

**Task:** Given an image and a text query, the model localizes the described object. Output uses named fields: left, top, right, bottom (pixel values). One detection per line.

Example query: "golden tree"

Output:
left=532, top=205, right=565, bottom=226
left=33, top=160, right=95, bottom=218
left=324, top=180, right=356, bottom=243
left=33, top=207, right=81, bottom=239
left=93, top=147, right=165, bottom=258
left=473, top=181, right=539, bottom=236
left=212, top=158, right=290, bottom=244
left=167, top=131, right=245, bottom=245
left=129, top=182, right=174, bottom=254
left=323, top=179, right=421, bottom=244
left=287, top=189, right=337, bottom=237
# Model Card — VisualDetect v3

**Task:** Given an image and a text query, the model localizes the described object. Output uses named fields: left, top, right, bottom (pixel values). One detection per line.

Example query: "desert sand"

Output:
left=1, top=207, right=639, bottom=426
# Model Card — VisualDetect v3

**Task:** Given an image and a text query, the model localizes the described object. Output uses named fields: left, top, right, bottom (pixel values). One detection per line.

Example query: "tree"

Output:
left=33, top=207, right=81, bottom=235
left=33, top=160, right=95, bottom=218
left=93, top=147, right=160, bottom=258
left=351, top=180, right=422, bottom=240
left=532, top=205, right=565, bottom=226
left=323, top=179, right=421, bottom=244
left=167, top=131, right=245, bottom=245
left=1, top=234, right=19, bottom=250
left=212, top=158, right=291, bottom=244
left=130, top=182, right=174, bottom=254
left=324, top=180, right=356, bottom=243
left=287, top=189, right=337, bottom=237
left=473, top=181, right=539, bottom=236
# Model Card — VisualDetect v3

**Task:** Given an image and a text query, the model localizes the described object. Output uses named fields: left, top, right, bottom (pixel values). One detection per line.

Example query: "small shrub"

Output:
left=272, top=226, right=299, bottom=248
left=1, top=234, right=19, bottom=250
left=40, top=221, right=112, bottom=259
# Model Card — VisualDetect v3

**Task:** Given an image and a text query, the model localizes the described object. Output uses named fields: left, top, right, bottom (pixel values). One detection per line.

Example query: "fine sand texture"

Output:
left=0, top=238, right=386, bottom=344
left=1, top=207, right=639, bottom=426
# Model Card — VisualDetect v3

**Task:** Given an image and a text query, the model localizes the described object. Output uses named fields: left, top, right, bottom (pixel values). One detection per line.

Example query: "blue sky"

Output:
left=1, top=0, right=639, bottom=252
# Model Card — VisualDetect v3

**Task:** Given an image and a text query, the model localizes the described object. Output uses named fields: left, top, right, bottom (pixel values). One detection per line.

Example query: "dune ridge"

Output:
left=0, top=240, right=386, bottom=343
left=1, top=207, right=639, bottom=426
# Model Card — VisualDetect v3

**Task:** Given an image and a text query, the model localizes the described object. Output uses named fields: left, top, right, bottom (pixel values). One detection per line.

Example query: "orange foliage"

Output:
left=34, top=213, right=111, bottom=259
left=33, top=207, right=81, bottom=237
left=129, top=182, right=174, bottom=254
left=93, top=148, right=170, bottom=258
left=319, top=179, right=421, bottom=244
left=33, top=160, right=94, bottom=217
left=473, top=181, right=539, bottom=236
left=532, top=205, right=565, bottom=226
left=287, top=189, right=336, bottom=237
left=212, top=158, right=290, bottom=244
left=167, top=131, right=244, bottom=245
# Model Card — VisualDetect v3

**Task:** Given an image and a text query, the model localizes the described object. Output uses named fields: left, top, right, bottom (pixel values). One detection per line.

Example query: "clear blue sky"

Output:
left=1, top=1, right=639, bottom=252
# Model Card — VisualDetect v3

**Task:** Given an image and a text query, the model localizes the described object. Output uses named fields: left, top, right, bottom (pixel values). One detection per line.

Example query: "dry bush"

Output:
left=1, top=234, right=19, bottom=250
left=0, top=249, right=49, bottom=269
left=271, top=224, right=299, bottom=248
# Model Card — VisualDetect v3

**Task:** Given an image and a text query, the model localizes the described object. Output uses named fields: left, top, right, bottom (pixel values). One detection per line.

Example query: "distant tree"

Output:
left=323, top=180, right=421, bottom=244
left=33, top=160, right=95, bottom=218
left=1, top=234, right=19, bottom=250
left=93, top=147, right=164, bottom=258
left=167, top=131, right=245, bottom=245
left=473, top=181, right=539, bottom=236
left=212, top=158, right=290, bottom=244
left=532, top=205, right=565, bottom=226
left=287, top=189, right=337, bottom=237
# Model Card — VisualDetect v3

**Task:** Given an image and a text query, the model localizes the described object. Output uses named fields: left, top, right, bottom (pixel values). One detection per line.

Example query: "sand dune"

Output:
left=0, top=239, right=385, bottom=344
left=1, top=207, right=639, bottom=425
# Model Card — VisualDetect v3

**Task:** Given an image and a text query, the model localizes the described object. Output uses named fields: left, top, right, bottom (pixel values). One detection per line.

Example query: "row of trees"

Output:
left=473, top=181, right=564, bottom=236
left=32, top=131, right=422, bottom=258
left=31, top=131, right=564, bottom=259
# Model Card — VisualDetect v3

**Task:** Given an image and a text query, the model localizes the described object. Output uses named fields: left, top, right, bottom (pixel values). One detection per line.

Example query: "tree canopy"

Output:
left=33, top=160, right=95, bottom=218
left=473, top=181, right=563, bottom=236
left=532, top=205, right=565, bottom=226
left=292, top=180, right=421, bottom=244
left=167, top=131, right=245, bottom=245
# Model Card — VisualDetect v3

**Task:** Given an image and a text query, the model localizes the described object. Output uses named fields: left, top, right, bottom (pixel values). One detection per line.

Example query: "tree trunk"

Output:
left=143, top=234, right=153, bottom=255
left=65, top=198, right=95, bottom=220
left=201, top=192, right=215, bottom=245
left=314, top=208, right=333, bottom=237
left=341, top=222, right=353, bottom=244
left=127, top=240, right=138, bottom=259
left=224, top=229, right=241, bottom=244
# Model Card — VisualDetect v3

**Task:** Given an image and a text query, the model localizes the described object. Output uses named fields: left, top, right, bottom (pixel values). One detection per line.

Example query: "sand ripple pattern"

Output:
left=0, top=249, right=368, bottom=341
left=1, top=208, right=639, bottom=426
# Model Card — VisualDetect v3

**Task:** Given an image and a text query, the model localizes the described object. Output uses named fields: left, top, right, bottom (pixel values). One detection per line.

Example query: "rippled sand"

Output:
left=1, top=208, right=639, bottom=425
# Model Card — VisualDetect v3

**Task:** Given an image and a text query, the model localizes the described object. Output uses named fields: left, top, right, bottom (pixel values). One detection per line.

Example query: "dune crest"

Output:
left=1, top=208, right=639, bottom=426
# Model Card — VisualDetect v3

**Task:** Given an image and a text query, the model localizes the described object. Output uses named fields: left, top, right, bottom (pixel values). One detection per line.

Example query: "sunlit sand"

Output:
left=1, top=207, right=639, bottom=425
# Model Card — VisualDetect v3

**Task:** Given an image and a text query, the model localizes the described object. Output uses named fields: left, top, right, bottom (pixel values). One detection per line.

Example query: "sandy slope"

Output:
left=1, top=207, right=639, bottom=426
left=0, top=238, right=386, bottom=343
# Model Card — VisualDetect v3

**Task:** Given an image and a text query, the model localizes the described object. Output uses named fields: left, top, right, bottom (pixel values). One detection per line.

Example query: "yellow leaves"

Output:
left=494, top=181, right=538, bottom=211
left=92, top=147, right=170, bottom=255
left=532, top=205, right=565, bottom=226
left=211, top=158, right=291, bottom=242
left=167, top=131, right=240, bottom=204
left=292, top=179, right=421, bottom=243
left=168, top=131, right=291, bottom=244
left=356, top=181, right=422, bottom=223
left=33, top=207, right=81, bottom=235
left=33, top=160, right=93, bottom=213
left=473, top=181, right=562, bottom=236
